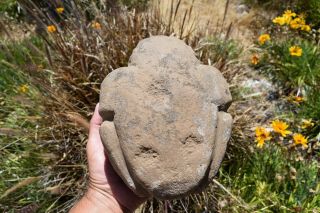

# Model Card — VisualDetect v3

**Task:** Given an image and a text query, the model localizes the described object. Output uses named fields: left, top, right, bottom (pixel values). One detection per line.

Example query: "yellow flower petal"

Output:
left=289, top=46, right=302, bottom=57
left=290, top=17, right=306, bottom=30
left=280, top=130, right=292, bottom=137
left=258, top=34, right=271, bottom=45
left=56, top=7, right=64, bottom=14
left=255, top=127, right=271, bottom=148
left=47, top=25, right=57, bottom=33
left=293, top=133, right=308, bottom=148
left=251, top=55, right=259, bottom=65
left=257, top=139, right=265, bottom=148
left=273, top=16, right=286, bottom=25
left=271, top=120, right=292, bottom=137
left=301, top=25, right=311, bottom=32
left=91, top=21, right=101, bottom=30
left=283, top=10, right=297, bottom=18
left=301, top=119, right=314, bottom=129
left=18, top=84, right=29, bottom=93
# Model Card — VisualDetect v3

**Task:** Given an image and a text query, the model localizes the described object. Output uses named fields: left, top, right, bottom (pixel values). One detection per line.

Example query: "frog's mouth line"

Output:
left=218, top=100, right=232, bottom=112
left=102, top=101, right=231, bottom=121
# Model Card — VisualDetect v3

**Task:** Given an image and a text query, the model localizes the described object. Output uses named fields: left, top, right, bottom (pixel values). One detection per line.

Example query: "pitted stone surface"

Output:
left=99, top=36, right=232, bottom=199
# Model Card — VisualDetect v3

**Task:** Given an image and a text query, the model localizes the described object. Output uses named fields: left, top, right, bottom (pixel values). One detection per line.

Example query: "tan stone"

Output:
left=99, top=36, right=232, bottom=199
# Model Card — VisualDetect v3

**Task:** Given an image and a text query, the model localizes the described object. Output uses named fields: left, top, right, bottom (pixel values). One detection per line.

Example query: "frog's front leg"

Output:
left=100, top=121, right=149, bottom=197
left=209, top=111, right=232, bottom=179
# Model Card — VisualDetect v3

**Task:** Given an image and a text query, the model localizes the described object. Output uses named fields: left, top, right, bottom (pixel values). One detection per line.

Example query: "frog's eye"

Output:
left=100, top=109, right=115, bottom=121
left=218, top=100, right=232, bottom=112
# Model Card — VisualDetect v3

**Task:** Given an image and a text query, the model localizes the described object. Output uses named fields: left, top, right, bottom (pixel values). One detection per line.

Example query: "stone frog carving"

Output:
left=99, top=36, right=232, bottom=199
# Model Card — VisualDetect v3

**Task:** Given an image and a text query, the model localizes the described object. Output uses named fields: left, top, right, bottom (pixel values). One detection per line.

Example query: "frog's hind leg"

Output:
left=209, top=112, right=232, bottom=179
left=100, top=121, right=149, bottom=197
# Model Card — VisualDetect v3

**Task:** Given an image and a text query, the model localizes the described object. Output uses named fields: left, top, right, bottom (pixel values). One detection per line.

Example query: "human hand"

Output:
left=70, top=104, right=146, bottom=213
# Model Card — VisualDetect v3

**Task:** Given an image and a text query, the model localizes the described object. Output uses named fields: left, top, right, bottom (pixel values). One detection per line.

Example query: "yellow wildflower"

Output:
left=56, top=7, right=64, bottom=14
left=301, top=119, right=314, bottom=129
left=282, top=10, right=297, bottom=25
left=289, top=46, right=303, bottom=57
left=47, top=25, right=57, bottom=33
left=258, top=34, right=271, bottom=45
left=251, top=55, right=259, bottom=65
left=283, top=10, right=297, bottom=18
left=301, top=24, right=311, bottom=32
left=271, top=120, right=292, bottom=137
left=291, top=95, right=304, bottom=104
left=293, top=133, right=308, bottom=148
left=290, top=17, right=306, bottom=30
left=255, top=127, right=272, bottom=148
left=18, top=84, right=29, bottom=93
left=91, top=21, right=101, bottom=30
left=290, top=22, right=300, bottom=29
left=273, top=16, right=286, bottom=25
left=273, top=10, right=310, bottom=30
left=256, top=127, right=272, bottom=140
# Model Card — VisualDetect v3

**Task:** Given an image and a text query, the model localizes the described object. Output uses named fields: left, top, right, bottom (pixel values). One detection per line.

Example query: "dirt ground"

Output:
left=153, top=0, right=273, bottom=47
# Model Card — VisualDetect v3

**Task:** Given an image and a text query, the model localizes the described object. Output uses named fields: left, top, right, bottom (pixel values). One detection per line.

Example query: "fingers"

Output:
left=87, top=103, right=105, bottom=163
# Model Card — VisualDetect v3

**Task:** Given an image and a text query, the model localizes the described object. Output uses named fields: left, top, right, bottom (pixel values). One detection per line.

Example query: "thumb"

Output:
left=87, top=103, right=105, bottom=162
left=89, top=103, right=103, bottom=140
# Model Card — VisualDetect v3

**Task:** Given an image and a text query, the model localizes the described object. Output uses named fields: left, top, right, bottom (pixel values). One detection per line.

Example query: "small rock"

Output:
left=236, top=4, right=250, bottom=15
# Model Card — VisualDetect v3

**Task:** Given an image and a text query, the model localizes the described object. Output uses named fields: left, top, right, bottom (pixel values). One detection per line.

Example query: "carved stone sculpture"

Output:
left=99, top=36, right=232, bottom=199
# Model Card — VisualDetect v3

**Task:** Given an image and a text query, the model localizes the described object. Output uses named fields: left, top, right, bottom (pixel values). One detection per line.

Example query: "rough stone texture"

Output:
left=99, top=36, right=232, bottom=199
